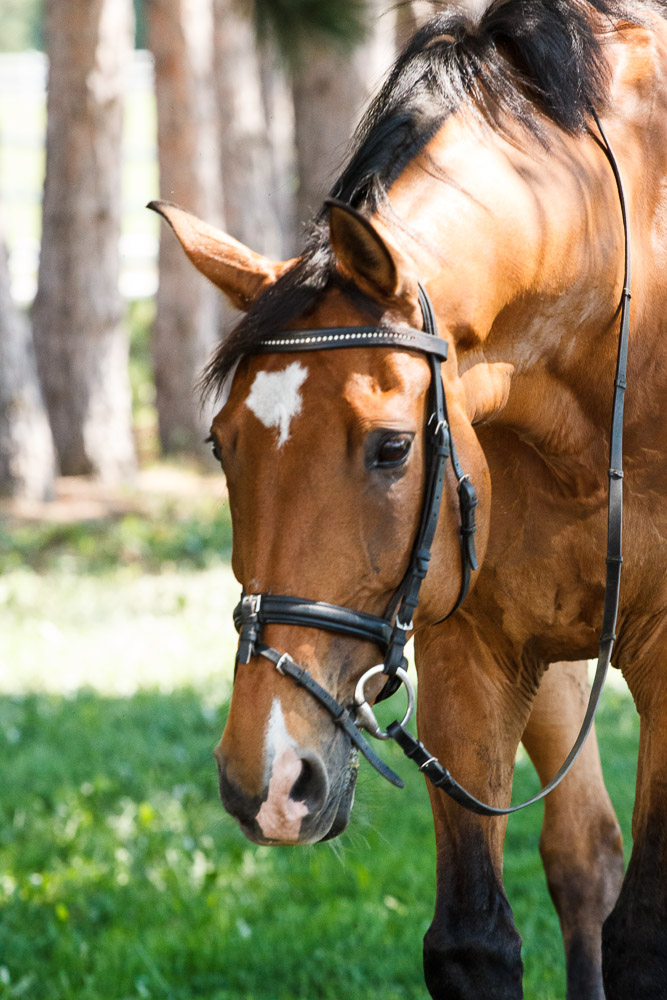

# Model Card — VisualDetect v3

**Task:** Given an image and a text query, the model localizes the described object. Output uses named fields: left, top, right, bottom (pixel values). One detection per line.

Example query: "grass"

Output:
left=0, top=512, right=640, bottom=1000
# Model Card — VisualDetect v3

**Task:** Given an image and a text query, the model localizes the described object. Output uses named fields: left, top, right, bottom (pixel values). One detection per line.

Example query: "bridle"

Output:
left=230, top=110, right=631, bottom=816
left=233, top=282, right=477, bottom=788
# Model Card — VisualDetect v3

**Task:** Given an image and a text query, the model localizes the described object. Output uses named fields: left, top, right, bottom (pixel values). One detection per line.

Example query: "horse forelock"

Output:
left=200, top=0, right=660, bottom=404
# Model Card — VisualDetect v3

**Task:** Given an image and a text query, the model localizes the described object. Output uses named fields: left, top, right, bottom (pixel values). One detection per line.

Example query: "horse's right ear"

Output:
left=325, top=198, right=419, bottom=309
left=147, top=201, right=294, bottom=312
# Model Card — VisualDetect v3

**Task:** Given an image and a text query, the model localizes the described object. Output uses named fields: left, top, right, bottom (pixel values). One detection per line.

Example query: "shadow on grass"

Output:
left=0, top=507, right=234, bottom=576
left=0, top=686, right=638, bottom=1000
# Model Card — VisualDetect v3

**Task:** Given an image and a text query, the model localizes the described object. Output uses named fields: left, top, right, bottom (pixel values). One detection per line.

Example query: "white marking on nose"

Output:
left=256, top=698, right=308, bottom=842
left=245, top=362, right=308, bottom=447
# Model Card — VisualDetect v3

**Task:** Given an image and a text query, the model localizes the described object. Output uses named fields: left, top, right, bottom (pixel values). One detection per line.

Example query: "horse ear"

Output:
left=147, top=201, right=294, bottom=312
left=326, top=198, right=418, bottom=305
left=461, top=362, right=515, bottom=425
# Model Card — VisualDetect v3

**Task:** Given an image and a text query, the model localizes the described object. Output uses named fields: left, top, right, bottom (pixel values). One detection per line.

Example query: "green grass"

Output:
left=0, top=514, right=640, bottom=1000
left=0, top=686, right=639, bottom=1000
left=0, top=506, right=232, bottom=576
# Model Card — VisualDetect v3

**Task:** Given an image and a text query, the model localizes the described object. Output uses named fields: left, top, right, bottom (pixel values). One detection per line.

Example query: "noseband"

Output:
left=231, top=110, right=631, bottom=816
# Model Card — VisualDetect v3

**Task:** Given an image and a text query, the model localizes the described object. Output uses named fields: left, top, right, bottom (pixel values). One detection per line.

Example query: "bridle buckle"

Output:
left=238, top=593, right=263, bottom=664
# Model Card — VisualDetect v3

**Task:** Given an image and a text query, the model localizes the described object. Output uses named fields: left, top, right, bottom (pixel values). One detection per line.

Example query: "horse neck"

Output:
left=388, top=116, right=628, bottom=492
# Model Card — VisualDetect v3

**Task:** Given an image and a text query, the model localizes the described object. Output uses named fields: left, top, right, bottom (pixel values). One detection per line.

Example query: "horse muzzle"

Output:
left=214, top=728, right=358, bottom=845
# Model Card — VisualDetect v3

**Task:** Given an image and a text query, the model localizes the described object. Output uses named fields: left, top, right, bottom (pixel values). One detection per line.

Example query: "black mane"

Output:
left=201, top=0, right=653, bottom=400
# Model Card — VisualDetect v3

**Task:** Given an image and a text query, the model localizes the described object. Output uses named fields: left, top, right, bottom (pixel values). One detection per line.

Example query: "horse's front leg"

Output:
left=522, top=660, right=624, bottom=1000
left=415, top=621, right=535, bottom=1000
left=601, top=659, right=667, bottom=999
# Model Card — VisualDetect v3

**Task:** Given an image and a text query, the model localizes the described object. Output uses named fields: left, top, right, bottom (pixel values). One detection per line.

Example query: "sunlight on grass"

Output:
left=0, top=684, right=639, bottom=1000
left=0, top=564, right=238, bottom=700
left=0, top=478, right=238, bottom=699
left=0, top=485, right=641, bottom=1000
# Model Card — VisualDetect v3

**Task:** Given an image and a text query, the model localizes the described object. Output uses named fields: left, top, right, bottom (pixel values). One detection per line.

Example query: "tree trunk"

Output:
left=0, top=221, right=56, bottom=501
left=291, top=0, right=396, bottom=229
left=258, top=38, right=296, bottom=256
left=147, top=0, right=223, bottom=454
left=395, top=1, right=434, bottom=49
left=213, top=0, right=286, bottom=258
left=32, top=0, right=136, bottom=481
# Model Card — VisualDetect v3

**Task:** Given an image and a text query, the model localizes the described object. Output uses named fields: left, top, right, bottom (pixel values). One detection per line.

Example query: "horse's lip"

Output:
left=317, top=748, right=358, bottom=841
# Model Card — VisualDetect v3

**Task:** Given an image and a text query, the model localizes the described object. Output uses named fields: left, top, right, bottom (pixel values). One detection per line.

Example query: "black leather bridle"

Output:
left=229, top=110, right=631, bottom=815
left=233, top=282, right=478, bottom=788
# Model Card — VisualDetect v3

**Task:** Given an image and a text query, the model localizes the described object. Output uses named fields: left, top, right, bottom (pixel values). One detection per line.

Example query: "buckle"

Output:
left=428, top=413, right=448, bottom=439
left=274, top=653, right=290, bottom=676
left=241, top=594, right=262, bottom=620
left=238, top=594, right=262, bottom=664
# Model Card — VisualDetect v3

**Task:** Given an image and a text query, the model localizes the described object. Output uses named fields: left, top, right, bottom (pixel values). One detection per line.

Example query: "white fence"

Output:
left=0, top=50, right=159, bottom=304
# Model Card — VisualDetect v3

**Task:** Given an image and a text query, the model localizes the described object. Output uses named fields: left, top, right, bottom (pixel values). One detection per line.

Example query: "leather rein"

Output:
left=231, top=111, right=631, bottom=815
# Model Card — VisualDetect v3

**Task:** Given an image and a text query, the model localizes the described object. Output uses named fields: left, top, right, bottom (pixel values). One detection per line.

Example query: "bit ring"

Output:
left=353, top=665, right=415, bottom=741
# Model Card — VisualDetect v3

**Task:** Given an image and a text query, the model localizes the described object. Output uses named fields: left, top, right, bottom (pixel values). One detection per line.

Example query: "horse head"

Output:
left=151, top=198, right=513, bottom=844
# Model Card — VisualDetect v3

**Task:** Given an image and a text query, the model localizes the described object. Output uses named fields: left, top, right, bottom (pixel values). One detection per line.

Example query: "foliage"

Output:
left=0, top=0, right=370, bottom=56
left=0, top=0, right=43, bottom=52
left=0, top=504, right=232, bottom=575
left=0, top=683, right=639, bottom=1000
left=252, top=0, right=369, bottom=66
left=127, top=298, right=159, bottom=462
left=0, top=0, right=147, bottom=52
left=134, top=0, right=148, bottom=49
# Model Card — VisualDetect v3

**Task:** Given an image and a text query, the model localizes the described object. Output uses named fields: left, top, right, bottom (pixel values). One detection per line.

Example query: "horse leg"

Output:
left=521, top=660, right=624, bottom=1000
left=415, top=622, right=534, bottom=1000
left=602, top=675, right=667, bottom=999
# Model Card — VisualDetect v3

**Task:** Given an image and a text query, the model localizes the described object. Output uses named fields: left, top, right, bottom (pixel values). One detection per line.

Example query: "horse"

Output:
left=150, top=1, right=667, bottom=996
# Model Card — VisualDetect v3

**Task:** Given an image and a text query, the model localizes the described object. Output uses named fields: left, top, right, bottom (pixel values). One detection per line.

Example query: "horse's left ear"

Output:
left=325, top=198, right=419, bottom=307
left=147, top=200, right=294, bottom=311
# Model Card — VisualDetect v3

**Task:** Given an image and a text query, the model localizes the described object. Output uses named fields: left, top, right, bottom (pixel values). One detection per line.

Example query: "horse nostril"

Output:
left=289, top=752, right=329, bottom=815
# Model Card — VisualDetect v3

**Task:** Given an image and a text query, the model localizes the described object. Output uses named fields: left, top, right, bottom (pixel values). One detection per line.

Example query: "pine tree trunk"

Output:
left=258, top=38, right=296, bottom=256
left=291, top=0, right=396, bottom=228
left=395, top=1, right=433, bottom=49
left=213, top=0, right=285, bottom=258
left=0, top=224, right=56, bottom=501
left=147, top=0, right=223, bottom=454
left=32, top=0, right=136, bottom=481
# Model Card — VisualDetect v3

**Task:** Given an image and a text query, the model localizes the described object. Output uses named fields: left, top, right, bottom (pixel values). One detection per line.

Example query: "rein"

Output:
left=231, top=112, right=630, bottom=815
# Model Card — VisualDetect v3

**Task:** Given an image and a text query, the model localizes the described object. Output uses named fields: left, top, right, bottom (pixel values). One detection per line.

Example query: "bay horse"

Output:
left=150, top=1, right=667, bottom=996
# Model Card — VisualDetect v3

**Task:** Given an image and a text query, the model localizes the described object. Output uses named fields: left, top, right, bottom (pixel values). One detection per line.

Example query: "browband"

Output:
left=253, top=326, right=449, bottom=361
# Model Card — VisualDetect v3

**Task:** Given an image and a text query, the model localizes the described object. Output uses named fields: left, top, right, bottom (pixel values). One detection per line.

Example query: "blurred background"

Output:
left=0, top=0, right=433, bottom=496
left=0, top=2, right=639, bottom=998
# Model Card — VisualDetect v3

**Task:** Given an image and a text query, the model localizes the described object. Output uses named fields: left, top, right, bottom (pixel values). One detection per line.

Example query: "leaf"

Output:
left=252, top=0, right=369, bottom=65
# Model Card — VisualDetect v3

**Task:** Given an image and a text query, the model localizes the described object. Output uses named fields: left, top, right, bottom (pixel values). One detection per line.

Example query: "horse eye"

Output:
left=205, top=434, right=222, bottom=463
left=375, top=434, right=413, bottom=468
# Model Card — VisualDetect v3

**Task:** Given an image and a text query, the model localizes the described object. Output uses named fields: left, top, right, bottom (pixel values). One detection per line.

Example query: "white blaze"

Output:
left=245, top=362, right=308, bottom=447
left=256, top=698, right=308, bottom=842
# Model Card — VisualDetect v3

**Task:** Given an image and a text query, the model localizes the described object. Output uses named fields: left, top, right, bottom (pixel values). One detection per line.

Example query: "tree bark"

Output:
left=291, top=0, right=396, bottom=229
left=32, top=0, right=136, bottom=481
left=213, top=0, right=286, bottom=258
left=0, top=220, right=56, bottom=501
left=257, top=38, right=296, bottom=256
left=147, top=0, right=223, bottom=454
left=395, top=1, right=434, bottom=49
